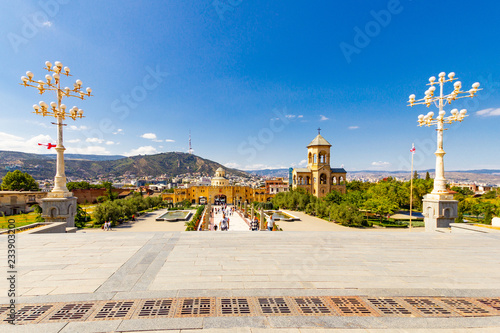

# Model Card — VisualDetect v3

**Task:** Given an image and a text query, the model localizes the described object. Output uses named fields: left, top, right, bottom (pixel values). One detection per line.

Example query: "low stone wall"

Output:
left=450, top=223, right=497, bottom=234
left=0, top=222, right=68, bottom=234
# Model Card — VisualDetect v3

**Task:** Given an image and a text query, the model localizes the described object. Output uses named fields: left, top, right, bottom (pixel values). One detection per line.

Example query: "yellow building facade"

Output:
left=162, top=168, right=273, bottom=205
left=292, top=132, right=347, bottom=198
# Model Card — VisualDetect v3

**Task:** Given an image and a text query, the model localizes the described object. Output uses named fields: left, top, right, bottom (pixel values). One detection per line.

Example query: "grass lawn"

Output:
left=0, top=212, right=41, bottom=229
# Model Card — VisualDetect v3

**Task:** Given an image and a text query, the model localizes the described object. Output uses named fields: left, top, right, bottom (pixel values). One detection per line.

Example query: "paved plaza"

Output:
left=1, top=228, right=500, bottom=332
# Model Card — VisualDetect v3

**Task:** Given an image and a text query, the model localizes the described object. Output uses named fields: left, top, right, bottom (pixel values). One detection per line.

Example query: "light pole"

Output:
left=408, top=72, right=480, bottom=231
left=21, top=61, right=92, bottom=196
left=21, top=61, right=92, bottom=229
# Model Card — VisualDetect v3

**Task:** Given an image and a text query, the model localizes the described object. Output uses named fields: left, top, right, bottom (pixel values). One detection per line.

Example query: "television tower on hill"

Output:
left=188, top=130, right=193, bottom=154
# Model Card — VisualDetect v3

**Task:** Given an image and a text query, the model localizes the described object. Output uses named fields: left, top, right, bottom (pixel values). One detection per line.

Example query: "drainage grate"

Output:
left=438, top=298, right=494, bottom=317
left=365, top=297, right=416, bottom=317
left=327, top=297, right=378, bottom=316
left=134, top=299, right=174, bottom=318
left=476, top=298, right=500, bottom=312
left=403, top=298, right=456, bottom=317
left=257, top=297, right=296, bottom=315
left=292, top=297, right=334, bottom=316
left=90, top=301, right=136, bottom=321
left=175, top=298, right=215, bottom=317
left=9, top=304, right=53, bottom=324
left=218, top=298, right=254, bottom=316
left=43, top=303, right=96, bottom=322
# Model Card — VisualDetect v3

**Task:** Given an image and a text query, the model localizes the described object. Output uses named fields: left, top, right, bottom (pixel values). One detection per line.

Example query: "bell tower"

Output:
left=307, top=128, right=332, bottom=196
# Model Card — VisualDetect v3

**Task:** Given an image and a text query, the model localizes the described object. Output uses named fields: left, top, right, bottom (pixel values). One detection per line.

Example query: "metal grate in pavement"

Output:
left=257, top=297, right=296, bottom=315
left=403, top=298, right=456, bottom=317
left=365, top=297, right=417, bottom=317
left=327, top=297, right=378, bottom=316
left=89, top=300, right=137, bottom=321
left=42, top=302, right=96, bottom=322
left=7, top=304, right=53, bottom=324
left=292, top=297, right=334, bottom=316
left=438, top=298, right=495, bottom=317
left=476, top=298, right=500, bottom=312
left=175, top=298, right=215, bottom=317
left=134, top=299, right=175, bottom=319
left=2, top=296, right=500, bottom=325
left=217, top=297, right=255, bottom=316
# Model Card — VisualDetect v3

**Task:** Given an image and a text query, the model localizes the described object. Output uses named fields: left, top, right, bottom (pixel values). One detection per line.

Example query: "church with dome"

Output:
left=211, top=167, right=229, bottom=186
left=292, top=131, right=347, bottom=198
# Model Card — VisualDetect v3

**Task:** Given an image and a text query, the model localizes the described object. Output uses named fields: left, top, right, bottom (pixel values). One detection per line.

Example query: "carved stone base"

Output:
left=41, top=196, right=77, bottom=229
left=422, top=193, right=458, bottom=232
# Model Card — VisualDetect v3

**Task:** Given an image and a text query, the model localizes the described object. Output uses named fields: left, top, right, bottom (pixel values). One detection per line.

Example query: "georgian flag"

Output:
left=410, top=144, right=416, bottom=154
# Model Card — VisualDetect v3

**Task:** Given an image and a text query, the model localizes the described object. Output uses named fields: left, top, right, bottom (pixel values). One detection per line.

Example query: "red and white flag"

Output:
left=410, top=144, right=416, bottom=154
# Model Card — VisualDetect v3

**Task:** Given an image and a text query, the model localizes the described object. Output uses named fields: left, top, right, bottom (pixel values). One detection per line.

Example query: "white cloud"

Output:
left=225, top=162, right=240, bottom=168
left=371, top=161, right=390, bottom=167
left=348, top=126, right=359, bottom=130
left=141, top=133, right=157, bottom=140
left=285, top=114, right=296, bottom=119
left=242, top=164, right=287, bottom=171
left=69, top=125, right=89, bottom=131
left=320, top=115, right=329, bottom=121
left=69, top=146, right=111, bottom=155
left=113, top=129, right=124, bottom=135
left=86, top=138, right=104, bottom=144
left=476, top=108, right=500, bottom=117
left=270, top=117, right=280, bottom=121
left=0, top=132, right=55, bottom=153
left=124, top=146, right=158, bottom=156
left=42, top=21, right=52, bottom=27
left=105, top=141, right=115, bottom=145
left=298, top=115, right=304, bottom=118
left=165, top=139, right=175, bottom=143
left=299, top=159, right=307, bottom=166
left=67, top=139, right=81, bottom=143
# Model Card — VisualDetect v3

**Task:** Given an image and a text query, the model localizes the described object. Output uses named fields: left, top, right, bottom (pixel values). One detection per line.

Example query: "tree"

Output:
left=74, top=205, right=91, bottom=228
left=1, top=170, right=39, bottom=191
left=363, top=196, right=399, bottom=223
left=413, top=170, right=419, bottom=180
left=324, top=190, right=343, bottom=205
left=331, top=202, right=365, bottom=227
left=451, top=186, right=474, bottom=196
left=425, top=171, right=431, bottom=181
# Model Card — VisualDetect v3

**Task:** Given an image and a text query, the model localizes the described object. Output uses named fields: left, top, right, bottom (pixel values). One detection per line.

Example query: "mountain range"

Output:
left=0, top=150, right=248, bottom=180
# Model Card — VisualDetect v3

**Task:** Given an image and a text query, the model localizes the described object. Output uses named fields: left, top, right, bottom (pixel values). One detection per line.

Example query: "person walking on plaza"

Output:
left=267, top=216, right=274, bottom=231
left=251, top=217, right=259, bottom=231
left=220, top=216, right=228, bottom=231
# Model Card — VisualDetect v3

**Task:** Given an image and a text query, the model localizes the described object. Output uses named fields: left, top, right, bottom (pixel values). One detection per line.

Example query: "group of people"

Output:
left=250, top=215, right=274, bottom=231
left=102, top=221, right=112, bottom=231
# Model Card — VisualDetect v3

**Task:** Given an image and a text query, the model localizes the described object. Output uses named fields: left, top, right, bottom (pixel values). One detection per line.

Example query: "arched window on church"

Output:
left=313, top=154, right=317, bottom=164
left=339, top=176, right=344, bottom=184
left=332, top=176, right=337, bottom=185
left=293, top=175, right=297, bottom=185
left=299, top=176, right=303, bottom=185
left=306, top=176, right=310, bottom=185
left=320, top=173, right=327, bottom=184
left=319, top=151, right=326, bottom=164
left=308, top=152, right=312, bottom=164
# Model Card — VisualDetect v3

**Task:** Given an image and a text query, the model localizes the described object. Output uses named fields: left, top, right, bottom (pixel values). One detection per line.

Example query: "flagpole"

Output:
left=409, top=143, right=414, bottom=231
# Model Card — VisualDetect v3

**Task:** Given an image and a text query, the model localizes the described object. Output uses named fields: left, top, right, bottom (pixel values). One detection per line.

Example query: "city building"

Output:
left=265, top=178, right=289, bottom=194
left=292, top=132, right=347, bottom=198
left=162, top=168, right=273, bottom=205
left=0, top=191, right=47, bottom=216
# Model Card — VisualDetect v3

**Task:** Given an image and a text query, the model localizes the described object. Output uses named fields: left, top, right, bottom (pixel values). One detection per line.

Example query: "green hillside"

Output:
left=0, top=151, right=247, bottom=180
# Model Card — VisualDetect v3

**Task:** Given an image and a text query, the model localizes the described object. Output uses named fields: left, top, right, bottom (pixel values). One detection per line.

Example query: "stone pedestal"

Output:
left=41, top=195, right=77, bottom=229
left=422, top=193, right=457, bottom=232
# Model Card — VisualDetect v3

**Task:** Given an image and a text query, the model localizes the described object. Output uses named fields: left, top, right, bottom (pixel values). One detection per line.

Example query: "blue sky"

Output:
left=1, top=0, right=499, bottom=171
